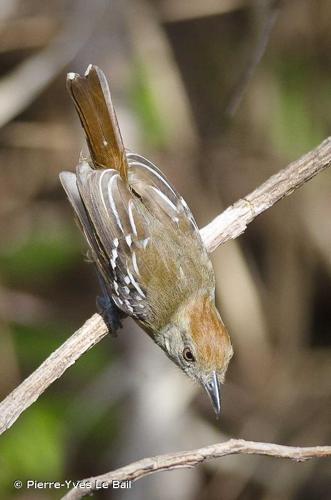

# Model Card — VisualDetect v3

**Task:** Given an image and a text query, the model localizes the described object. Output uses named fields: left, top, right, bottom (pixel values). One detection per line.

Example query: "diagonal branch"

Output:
left=0, top=137, right=330, bottom=436
left=0, top=314, right=108, bottom=435
left=201, top=136, right=331, bottom=252
left=62, top=439, right=331, bottom=499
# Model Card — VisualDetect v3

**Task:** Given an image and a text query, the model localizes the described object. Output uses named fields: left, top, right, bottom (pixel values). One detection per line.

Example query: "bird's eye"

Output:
left=183, top=347, right=195, bottom=362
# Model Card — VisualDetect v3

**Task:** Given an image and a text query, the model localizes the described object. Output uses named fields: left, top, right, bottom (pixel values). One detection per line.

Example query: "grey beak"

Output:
left=204, top=371, right=221, bottom=418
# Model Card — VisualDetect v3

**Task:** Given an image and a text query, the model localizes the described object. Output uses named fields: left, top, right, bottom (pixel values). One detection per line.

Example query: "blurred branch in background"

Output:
left=0, top=0, right=105, bottom=128
left=225, top=0, right=280, bottom=117
left=158, top=0, right=248, bottom=22
left=0, top=136, right=330, bottom=436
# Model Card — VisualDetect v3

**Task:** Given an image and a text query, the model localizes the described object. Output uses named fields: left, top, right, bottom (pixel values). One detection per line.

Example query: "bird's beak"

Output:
left=204, top=371, right=221, bottom=418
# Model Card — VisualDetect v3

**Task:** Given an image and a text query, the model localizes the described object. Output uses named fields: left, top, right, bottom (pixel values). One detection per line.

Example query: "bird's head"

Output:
left=157, top=293, right=233, bottom=417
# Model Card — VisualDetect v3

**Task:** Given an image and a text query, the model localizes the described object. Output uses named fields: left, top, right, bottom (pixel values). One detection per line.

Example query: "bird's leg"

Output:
left=95, top=269, right=124, bottom=336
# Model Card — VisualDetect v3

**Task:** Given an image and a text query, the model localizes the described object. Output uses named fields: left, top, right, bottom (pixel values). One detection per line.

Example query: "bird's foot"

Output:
left=96, top=294, right=124, bottom=336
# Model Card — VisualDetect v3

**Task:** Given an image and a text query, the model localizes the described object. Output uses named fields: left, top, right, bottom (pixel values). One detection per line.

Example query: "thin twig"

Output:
left=0, top=137, right=330, bottom=436
left=61, top=439, right=331, bottom=499
left=226, top=0, right=280, bottom=117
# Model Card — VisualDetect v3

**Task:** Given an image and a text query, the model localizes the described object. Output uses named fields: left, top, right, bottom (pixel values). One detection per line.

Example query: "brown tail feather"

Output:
left=67, top=64, right=128, bottom=181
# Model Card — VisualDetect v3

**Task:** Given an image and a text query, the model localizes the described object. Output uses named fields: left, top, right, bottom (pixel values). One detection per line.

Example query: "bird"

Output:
left=59, top=64, right=233, bottom=417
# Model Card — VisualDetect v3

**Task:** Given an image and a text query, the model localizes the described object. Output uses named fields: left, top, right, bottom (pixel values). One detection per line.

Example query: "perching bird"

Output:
left=60, top=65, right=233, bottom=417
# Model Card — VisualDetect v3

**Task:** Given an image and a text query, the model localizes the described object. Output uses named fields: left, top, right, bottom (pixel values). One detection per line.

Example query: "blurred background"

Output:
left=0, top=0, right=330, bottom=499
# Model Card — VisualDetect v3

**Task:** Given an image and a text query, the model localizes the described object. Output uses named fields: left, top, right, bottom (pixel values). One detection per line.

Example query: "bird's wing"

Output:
left=75, top=161, right=150, bottom=319
left=59, top=170, right=110, bottom=282
left=126, top=153, right=200, bottom=237
left=73, top=155, right=206, bottom=324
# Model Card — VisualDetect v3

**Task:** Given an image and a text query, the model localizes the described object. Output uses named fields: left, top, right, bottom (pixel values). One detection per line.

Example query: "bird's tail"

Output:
left=66, top=64, right=128, bottom=181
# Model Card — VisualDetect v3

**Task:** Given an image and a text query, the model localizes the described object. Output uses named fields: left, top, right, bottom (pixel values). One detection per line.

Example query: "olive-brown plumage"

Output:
left=60, top=65, right=233, bottom=416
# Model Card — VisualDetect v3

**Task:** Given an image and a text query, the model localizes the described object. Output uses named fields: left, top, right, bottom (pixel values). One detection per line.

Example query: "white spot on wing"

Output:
left=99, top=170, right=109, bottom=214
left=180, top=197, right=189, bottom=210
left=132, top=251, right=140, bottom=275
left=107, top=174, right=124, bottom=232
left=150, top=186, right=178, bottom=212
left=127, top=268, right=146, bottom=298
left=141, top=237, right=150, bottom=249
left=130, top=159, right=177, bottom=197
left=124, top=301, right=133, bottom=313
left=113, top=296, right=123, bottom=306
left=128, top=200, right=137, bottom=236
left=110, top=248, right=118, bottom=269
left=125, top=234, right=132, bottom=247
